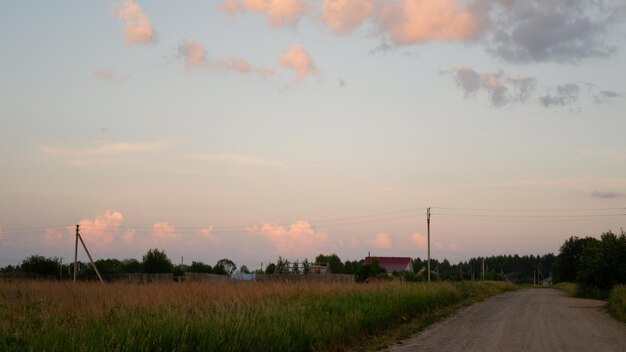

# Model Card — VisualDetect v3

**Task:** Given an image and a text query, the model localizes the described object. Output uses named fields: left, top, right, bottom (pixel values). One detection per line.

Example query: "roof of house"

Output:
left=365, top=256, right=413, bottom=273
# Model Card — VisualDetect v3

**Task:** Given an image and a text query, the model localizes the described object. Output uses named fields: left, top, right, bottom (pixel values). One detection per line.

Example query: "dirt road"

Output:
left=386, top=288, right=626, bottom=352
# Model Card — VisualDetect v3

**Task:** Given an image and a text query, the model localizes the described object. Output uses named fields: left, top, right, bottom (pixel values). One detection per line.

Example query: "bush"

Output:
left=607, top=285, right=626, bottom=323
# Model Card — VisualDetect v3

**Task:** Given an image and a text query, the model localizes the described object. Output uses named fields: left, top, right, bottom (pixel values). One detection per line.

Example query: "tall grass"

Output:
left=554, top=282, right=578, bottom=297
left=0, top=280, right=514, bottom=351
left=607, top=285, right=626, bottom=323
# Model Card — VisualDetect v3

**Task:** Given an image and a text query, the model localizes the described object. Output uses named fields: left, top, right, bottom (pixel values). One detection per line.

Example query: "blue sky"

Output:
left=1, top=0, right=625, bottom=269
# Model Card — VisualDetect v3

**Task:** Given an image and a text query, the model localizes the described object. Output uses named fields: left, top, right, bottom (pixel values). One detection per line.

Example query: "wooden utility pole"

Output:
left=427, top=207, right=431, bottom=282
left=73, top=224, right=79, bottom=282
left=77, top=230, right=104, bottom=284
left=482, top=258, right=485, bottom=281
left=73, top=224, right=105, bottom=284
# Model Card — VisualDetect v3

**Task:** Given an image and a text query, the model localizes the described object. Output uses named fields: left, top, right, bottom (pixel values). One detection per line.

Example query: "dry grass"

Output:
left=0, top=280, right=515, bottom=351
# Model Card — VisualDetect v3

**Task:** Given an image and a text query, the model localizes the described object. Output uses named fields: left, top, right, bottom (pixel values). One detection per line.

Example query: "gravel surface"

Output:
left=385, top=288, right=626, bottom=352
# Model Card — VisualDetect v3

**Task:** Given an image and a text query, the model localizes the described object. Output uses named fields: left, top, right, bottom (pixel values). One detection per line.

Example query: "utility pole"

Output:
left=427, top=207, right=431, bottom=282
left=77, top=230, right=104, bottom=284
left=482, top=258, right=485, bottom=281
left=73, top=224, right=79, bottom=282
left=73, top=224, right=105, bottom=284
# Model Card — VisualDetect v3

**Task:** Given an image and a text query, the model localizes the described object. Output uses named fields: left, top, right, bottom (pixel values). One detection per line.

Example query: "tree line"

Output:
left=1, top=248, right=559, bottom=284
left=555, top=230, right=626, bottom=298
left=0, top=249, right=240, bottom=279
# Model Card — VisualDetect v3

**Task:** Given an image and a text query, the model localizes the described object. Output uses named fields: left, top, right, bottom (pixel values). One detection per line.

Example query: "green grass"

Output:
left=607, top=285, right=626, bottom=324
left=0, top=280, right=515, bottom=351
left=554, top=282, right=578, bottom=297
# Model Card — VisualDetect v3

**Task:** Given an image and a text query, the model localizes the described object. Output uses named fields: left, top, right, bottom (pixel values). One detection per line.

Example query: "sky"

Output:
left=1, top=0, right=625, bottom=270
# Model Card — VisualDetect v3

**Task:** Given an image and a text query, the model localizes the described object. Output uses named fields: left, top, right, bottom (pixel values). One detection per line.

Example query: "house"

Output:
left=365, top=256, right=414, bottom=273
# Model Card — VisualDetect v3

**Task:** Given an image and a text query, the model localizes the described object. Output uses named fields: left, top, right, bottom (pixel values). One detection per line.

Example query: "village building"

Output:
left=364, top=256, right=414, bottom=274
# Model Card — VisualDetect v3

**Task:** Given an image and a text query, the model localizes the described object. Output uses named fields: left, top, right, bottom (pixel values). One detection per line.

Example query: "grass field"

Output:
left=0, top=280, right=515, bottom=351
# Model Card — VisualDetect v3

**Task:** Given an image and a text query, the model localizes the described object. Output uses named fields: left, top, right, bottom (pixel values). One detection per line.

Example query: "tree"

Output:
left=20, top=255, right=61, bottom=277
left=576, top=231, right=626, bottom=297
left=555, top=236, right=599, bottom=282
left=356, top=258, right=386, bottom=282
left=240, top=265, right=250, bottom=274
left=265, top=263, right=276, bottom=274
left=122, top=258, right=141, bottom=273
left=213, top=264, right=227, bottom=275
left=315, top=254, right=344, bottom=274
left=189, top=261, right=213, bottom=273
left=216, top=258, right=237, bottom=275
left=142, top=248, right=174, bottom=273
left=83, top=258, right=123, bottom=276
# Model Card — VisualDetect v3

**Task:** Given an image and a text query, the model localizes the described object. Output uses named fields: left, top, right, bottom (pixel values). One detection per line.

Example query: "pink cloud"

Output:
left=121, top=229, right=136, bottom=244
left=212, top=58, right=275, bottom=77
left=218, top=0, right=239, bottom=16
left=41, top=228, right=71, bottom=249
left=279, top=44, right=319, bottom=81
left=235, top=0, right=308, bottom=28
left=322, top=0, right=374, bottom=35
left=152, top=221, right=179, bottom=243
left=177, top=39, right=275, bottom=77
left=198, top=225, right=221, bottom=245
left=93, top=69, right=115, bottom=80
left=368, top=232, right=393, bottom=249
left=78, top=210, right=125, bottom=248
left=248, top=220, right=328, bottom=255
left=377, top=0, right=480, bottom=45
left=178, top=39, right=207, bottom=69
left=0, top=225, right=3, bottom=240
left=112, top=0, right=156, bottom=44
left=410, top=233, right=427, bottom=249
left=410, top=232, right=444, bottom=250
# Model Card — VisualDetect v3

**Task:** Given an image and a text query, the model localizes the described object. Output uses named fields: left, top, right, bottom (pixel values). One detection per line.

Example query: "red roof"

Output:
left=365, top=256, right=413, bottom=273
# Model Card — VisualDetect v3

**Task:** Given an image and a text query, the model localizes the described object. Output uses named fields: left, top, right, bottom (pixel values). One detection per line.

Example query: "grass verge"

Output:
left=0, top=280, right=515, bottom=351
left=607, top=285, right=626, bottom=324
left=554, top=282, right=577, bottom=297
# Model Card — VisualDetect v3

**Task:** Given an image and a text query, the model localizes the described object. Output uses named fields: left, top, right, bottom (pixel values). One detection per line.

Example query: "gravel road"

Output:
left=386, top=288, right=626, bottom=352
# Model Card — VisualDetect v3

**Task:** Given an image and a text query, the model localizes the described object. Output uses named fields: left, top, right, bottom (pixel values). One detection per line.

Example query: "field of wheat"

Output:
left=0, top=280, right=515, bottom=351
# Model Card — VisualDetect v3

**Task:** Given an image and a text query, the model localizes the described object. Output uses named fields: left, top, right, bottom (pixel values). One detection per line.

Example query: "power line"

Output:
left=0, top=205, right=623, bottom=238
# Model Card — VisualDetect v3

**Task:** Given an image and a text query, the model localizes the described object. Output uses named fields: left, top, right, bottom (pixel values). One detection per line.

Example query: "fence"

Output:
left=184, top=272, right=229, bottom=282
left=106, top=273, right=174, bottom=283
left=255, top=273, right=354, bottom=283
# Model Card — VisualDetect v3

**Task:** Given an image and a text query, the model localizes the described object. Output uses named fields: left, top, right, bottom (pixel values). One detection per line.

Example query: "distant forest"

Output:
left=3, top=230, right=624, bottom=293
left=1, top=250, right=555, bottom=284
